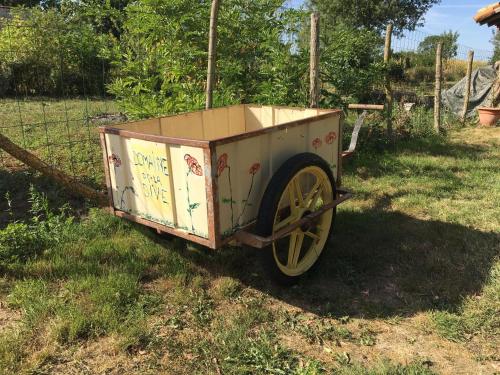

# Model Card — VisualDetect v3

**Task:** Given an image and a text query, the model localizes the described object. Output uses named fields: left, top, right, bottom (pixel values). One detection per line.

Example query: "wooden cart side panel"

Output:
left=103, top=135, right=209, bottom=239
left=169, top=145, right=209, bottom=238
left=104, top=134, right=175, bottom=225
left=215, top=114, right=340, bottom=237
left=160, top=112, right=204, bottom=140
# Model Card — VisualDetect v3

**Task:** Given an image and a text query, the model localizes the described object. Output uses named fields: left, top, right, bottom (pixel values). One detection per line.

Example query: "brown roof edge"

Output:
left=474, top=2, right=500, bottom=24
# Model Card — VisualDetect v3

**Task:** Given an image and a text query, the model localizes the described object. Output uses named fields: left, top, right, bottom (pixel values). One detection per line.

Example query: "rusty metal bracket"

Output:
left=234, top=189, right=352, bottom=249
left=342, top=103, right=384, bottom=159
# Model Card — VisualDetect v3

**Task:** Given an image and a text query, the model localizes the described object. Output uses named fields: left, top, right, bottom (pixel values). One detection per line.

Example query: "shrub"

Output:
left=108, top=0, right=308, bottom=118
left=0, top=8, right=112, bottom=97
left=320, top=26, right=384, bottom=107
left=0, top=185, right=73, bottom=264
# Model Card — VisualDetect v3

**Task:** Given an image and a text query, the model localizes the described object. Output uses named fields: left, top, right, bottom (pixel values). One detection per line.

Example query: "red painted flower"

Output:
left=108, top=154, right=121, bottom=167
left=249, top=162, right=261, bottom=175
left=312, top=138, right=322, bottom=149
left=184, top=154, right=203, bottom=176
left=325, top=131, right=337, bottom=144
left=217, top=153, right=228, bottom=176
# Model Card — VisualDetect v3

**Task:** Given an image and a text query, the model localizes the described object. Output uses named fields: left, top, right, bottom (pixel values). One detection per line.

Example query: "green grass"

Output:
left=0, top=97, right=121, bottom=187
left=0, top=105, right=498, bottom=373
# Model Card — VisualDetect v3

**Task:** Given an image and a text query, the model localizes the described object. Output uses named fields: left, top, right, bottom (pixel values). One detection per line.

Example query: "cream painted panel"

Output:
left=228, top=105, right=245, bottom=135
left=105, top=135, right=175, bottom=226
left=202, top=107, right=229, bottom=139
left=259, top=106, right=274, bottom=127
left=306, top=116, right=340, bottom=181
left=215, top=137, right=270, bottom=236
left=214, top=112, right=341, bottom=237
left=169, top=145, right=209, bottom=238
left=160, top=112, right=204, bottom=139
left=244, top=105, right=263, bottom=131
left=114, top=118, right=161, bottom=135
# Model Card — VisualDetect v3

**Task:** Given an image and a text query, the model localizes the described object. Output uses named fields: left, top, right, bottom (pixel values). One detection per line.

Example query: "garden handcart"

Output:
left=99, top=104, right=353, bottom=283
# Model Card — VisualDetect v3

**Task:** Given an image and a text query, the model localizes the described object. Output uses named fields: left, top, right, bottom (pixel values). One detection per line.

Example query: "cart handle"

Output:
left=342, top=103, right=384, bottom=158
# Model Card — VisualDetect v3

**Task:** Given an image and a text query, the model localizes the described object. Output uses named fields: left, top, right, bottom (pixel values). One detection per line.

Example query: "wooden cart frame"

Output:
left=99, top=105, right=349, bottom=250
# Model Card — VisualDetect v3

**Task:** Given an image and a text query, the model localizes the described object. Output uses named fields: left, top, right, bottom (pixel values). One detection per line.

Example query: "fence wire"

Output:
left=0, top=5, right=495, bottom=189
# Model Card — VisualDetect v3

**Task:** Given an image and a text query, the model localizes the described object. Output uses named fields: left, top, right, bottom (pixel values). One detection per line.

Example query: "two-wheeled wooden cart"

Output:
left=100, top=104, right=376, bottom=283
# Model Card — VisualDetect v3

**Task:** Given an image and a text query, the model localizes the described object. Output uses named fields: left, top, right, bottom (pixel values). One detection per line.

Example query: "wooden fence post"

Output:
left=434, top=42, right=443, bottom=133
left=384, top=23, right=393, bottom=138
left=205, top=0, right=220, bottom=110
left=309, top=12, right=320, bottom=108
left=461, top=50, right=474, bottom=122
left=0, top=132, right=107, bottom=205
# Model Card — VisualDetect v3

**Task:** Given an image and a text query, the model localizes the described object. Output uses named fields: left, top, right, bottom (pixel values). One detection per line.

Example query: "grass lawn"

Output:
left=0, top=115, right=499, bottom=373
left=0, top=97, right=121, bottom=188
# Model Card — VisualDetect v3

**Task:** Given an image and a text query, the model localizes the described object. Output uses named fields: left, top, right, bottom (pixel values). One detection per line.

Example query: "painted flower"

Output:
left=249, top=162, right=261, bottom=175
left=108, top=154, right=121, bottom=167
left=325, top=131, right=337, bottom=144
left=217, top=153, right=228, bottom=176
left=312, top=138, right=322, bottom=149
left=184, top=154, right=203, bottom=176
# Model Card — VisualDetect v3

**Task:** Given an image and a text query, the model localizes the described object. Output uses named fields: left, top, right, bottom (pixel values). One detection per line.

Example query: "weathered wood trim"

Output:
left=210, top=110, right=342, bottom=146
left=114, top=210, right=214, bottom=248
left=99, top=126, right=211, bottom=149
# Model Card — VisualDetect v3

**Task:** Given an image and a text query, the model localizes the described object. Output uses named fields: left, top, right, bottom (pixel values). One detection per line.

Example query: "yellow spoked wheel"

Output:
left=256, top=153, right=336, bottom=285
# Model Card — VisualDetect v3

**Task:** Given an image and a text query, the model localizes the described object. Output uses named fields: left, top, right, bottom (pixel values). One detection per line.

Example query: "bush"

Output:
left=320, top=26, right=384, bottom=107
left=108, top=0, right=309, bottom=118
left=0, top=186, right=73, bottom=264
left=0, top=8, right=112, bottom=97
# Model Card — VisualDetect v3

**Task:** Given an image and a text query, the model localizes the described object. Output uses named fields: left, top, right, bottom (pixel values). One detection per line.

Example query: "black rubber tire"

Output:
left=255, top=153, right=337, bottom=285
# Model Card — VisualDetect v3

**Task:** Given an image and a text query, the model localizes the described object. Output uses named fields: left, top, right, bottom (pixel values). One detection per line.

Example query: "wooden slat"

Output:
left=348, top=104, right=384, bottom=111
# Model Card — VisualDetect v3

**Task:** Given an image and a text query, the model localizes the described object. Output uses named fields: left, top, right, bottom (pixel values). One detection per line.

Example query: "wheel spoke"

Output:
left=304, top=231, right=320, bottom=241
left=287, top=230, right=304, bottom=268
left=288, top=183, right=298, bottom=215
left=274, top=213, right=298, bottom=231
left=304, top=178, right=321, bottom=208
left=307, top=185, right=324, bottom=210
left=293, top=177, right=304, bottom=208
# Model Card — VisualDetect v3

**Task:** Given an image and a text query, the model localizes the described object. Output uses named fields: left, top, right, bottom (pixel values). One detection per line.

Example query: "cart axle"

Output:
left=234, top=189, right=352, bottom=249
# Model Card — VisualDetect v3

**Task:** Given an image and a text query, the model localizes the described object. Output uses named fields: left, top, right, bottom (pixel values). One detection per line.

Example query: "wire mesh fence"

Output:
left=388, top=28, right=493, bottom=134
left=0, top=7, right=120, bottom=187
left=0, top=5, right=495, bottom=191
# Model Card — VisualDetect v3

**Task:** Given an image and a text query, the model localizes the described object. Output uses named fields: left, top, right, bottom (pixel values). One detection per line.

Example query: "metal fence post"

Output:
left=434, top=42, right=443, bottom=133
left=384, top=23, right=393, bottom=138
left=461, top=50, right=474, bottom=123
left=309, top=12, right=320, bottom=108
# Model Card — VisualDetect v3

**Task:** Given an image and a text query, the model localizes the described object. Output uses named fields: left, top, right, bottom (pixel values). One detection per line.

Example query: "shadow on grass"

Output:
left=0, top=168, right=90, bottom=228
left=160, top=205, right=498, bottom=320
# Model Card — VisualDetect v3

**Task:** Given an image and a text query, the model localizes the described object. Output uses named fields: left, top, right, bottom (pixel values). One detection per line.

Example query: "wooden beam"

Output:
left=348, top=104, right=384, bottom=111
left=434, top=42, right=443, bottom=133
left=205, top=0, right=220, bottom=110
left=461, top=50, right=474, bottom=122
left=309, top=12, right=320, bottom=108
left=0, top=132, right=107, bottom=205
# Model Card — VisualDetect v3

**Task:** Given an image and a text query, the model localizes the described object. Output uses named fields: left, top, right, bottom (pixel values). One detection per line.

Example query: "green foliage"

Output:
left=308, top=0, right=440, bottom=36
left=320, top=26, right=384, bottom=107
left=108, top=0, right=309, bottom=118
left=0, top=8, right=113, bottom=96
left=417, top=30, right=459, bottom=63
left=0, top=185, right=73, bottom=264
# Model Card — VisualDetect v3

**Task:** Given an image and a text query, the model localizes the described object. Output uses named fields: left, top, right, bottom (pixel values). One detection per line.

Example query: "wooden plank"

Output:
left=348, top=104, right=384, bottom=111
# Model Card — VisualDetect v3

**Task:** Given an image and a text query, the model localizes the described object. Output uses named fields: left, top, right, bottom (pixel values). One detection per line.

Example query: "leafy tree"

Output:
left=0, top=7, right=112, bottom=96
left=320, top=26, right=384, bottom=106
left=0, top=0, right=60, bottom=8
left=417, top=30, right=459, bottom=61
left=307, top=0, right=441, bottom=36
left=109, top=0, right=309, bottom=118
